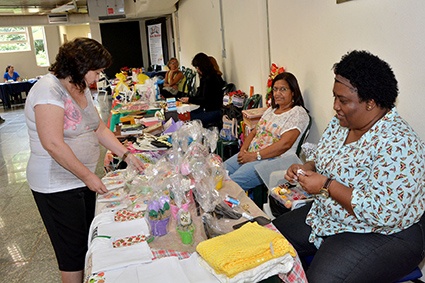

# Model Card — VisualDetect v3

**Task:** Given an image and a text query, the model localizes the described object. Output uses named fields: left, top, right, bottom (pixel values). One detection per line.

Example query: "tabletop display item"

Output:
left=176, top=210, right=195, bottom=245
left=147, top=195, right=171, bottom=236
left=271, top=182, right=313, bottom=210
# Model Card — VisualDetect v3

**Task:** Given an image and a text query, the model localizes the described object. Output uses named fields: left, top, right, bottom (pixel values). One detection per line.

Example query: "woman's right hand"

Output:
left=83, top=172, right=108, bottom=195
left=285, top=163, right=306, bottom=183
left=179, top=97, right=189, bottom=103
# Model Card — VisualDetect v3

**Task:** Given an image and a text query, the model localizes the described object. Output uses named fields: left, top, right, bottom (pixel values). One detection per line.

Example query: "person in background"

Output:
left=160, top=57, right=184, bottom=99
left=209, top=56, right=223, bottom=76
left=4, top=65, right=21, bottom=82
left=224, top=72, right=309, bottom=191
left=179, top=52, right=225, bottom=127
left=24, top=38, right=144, bottom=283
left=273, top=50, right=425, bottom=283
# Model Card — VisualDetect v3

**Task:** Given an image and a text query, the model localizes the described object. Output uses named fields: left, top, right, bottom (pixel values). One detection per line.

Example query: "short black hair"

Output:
left=333, top=50, right=398, bottom=109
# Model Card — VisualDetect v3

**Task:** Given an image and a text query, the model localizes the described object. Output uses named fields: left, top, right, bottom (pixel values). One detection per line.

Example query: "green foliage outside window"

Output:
left=0, top=27, right=30, bottom=52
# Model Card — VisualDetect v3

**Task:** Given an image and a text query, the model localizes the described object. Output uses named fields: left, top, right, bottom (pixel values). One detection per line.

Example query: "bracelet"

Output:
left=122, top=150, right=131, bottom=161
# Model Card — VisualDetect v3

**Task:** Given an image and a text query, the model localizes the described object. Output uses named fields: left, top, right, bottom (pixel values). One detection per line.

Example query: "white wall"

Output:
left=176, top=0, right=222, bottom=83
left=177, top=0, right=425, bottom=144
left=269, top=0, right=425, bottom=143
left=0, top=15, right=91, bottom=79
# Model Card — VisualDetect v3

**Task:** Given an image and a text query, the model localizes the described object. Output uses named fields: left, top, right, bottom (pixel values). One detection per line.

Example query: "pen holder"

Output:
left=148, top=216, right=170, bottom=237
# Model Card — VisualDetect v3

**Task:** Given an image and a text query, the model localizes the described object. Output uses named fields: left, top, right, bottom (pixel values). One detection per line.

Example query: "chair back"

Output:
left=296, top=113, right=312, bottom=157
left=223, top=83, right=236, bottom=95
left=180, top=67, right=197, bottom=96
left=243, top=93, right=262, bottom=110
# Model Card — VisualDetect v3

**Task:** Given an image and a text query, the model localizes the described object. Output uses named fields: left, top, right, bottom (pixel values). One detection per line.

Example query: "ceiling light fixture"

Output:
left=51, top=0, right=77, bottom=13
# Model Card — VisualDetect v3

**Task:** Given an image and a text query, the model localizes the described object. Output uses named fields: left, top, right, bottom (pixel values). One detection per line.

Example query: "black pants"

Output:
left=190, top=108, right=222, bottom=128
left=32, top=187, right=96, bottom=271
left=272, top=203, right=425, bottom=283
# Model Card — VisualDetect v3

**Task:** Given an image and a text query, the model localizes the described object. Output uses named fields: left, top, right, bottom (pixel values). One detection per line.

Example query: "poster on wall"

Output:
left=147, top=23, right=164, bottom=66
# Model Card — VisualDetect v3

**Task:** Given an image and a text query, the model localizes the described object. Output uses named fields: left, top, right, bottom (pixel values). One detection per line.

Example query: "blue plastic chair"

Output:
left=396, top=266, right=423, bottom=283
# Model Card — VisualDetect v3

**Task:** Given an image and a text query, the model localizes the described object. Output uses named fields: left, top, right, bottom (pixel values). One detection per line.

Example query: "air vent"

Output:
left=98, top=14, right=126, bottom=20
left=48, top=14, right=69, bottom=24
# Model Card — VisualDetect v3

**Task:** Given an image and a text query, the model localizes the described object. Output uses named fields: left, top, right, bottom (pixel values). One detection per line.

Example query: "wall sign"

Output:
left=147, top=23, right=164, bottom=66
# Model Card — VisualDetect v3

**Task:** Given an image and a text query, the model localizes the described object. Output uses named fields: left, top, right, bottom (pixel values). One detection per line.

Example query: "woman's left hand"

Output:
left=125, top=154, right=146, bottom=172
left=237, top=150, right=256, bottom=164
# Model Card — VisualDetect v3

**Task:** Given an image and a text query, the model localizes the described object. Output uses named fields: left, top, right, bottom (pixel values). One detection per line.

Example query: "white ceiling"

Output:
left=0, top=0, right=88, bottom=16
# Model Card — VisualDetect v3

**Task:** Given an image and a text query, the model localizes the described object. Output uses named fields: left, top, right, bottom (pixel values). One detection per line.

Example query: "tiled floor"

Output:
left=0, top=93, right=110, bottom=282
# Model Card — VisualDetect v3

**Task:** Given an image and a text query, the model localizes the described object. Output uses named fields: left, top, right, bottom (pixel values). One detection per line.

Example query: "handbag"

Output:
left=163, top=86, right=179, bottom=95
left=219, top=115, right=238, bottom=141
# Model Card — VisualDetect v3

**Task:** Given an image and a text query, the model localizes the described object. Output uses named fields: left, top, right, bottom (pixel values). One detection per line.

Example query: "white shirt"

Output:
left=25, top=73, right=100, bottom=193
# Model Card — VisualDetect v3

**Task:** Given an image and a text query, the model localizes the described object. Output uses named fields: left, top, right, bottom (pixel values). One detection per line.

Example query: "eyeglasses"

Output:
left=272, top=86, right=289, bottom=93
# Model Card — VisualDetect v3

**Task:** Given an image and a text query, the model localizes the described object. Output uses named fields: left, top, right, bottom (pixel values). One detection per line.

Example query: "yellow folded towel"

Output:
left=196, top=222, right=296, bottom=278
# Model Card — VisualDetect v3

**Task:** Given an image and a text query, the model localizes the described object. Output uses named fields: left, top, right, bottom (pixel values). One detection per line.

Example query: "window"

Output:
left=32, top=26, right=49, bottom=67
left=0, top=27, right=30, bottom=52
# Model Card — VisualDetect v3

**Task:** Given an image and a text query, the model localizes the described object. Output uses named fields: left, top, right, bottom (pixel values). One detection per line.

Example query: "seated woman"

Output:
left=209, top=56, right=223, bottom=76
left=4, top=65, right=21, bottom=82
left=160, top=58, right=184, bottom=99
left=179, top=52, right=224, bottom=127
left=273, top=50, right=425, bottom=283
left=224, top=72, right=310, bottom=191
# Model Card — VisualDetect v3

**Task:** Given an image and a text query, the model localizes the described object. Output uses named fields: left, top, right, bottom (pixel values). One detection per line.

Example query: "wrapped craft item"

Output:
left=196, top=222, right=296, bottom=278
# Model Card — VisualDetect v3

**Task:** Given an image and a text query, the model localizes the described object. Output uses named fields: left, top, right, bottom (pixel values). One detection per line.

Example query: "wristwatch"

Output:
left=319, top=178, right=333, bottom=198
left=256, top=151, right=262, bottom=161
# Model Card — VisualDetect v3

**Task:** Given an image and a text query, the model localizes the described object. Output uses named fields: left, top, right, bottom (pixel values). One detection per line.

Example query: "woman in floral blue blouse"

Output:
left=273, top=50, right=425, bottom=283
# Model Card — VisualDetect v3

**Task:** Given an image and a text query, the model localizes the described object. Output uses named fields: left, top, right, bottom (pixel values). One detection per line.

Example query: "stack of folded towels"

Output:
left=196, top=222, right=296, bottom=279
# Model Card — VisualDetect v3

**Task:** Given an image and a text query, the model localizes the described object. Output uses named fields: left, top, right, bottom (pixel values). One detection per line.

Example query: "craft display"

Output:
left=176, top=210, right=195, bottom=245
left=147, top=195, right=171, bottom=236
left=85, top=118, right=303, bottom=282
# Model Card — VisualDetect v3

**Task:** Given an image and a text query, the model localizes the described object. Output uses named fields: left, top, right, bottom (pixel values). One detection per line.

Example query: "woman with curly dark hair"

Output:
left=24, top=38, right=144, bottom=283
left=273, top=50, right=425, bottom=282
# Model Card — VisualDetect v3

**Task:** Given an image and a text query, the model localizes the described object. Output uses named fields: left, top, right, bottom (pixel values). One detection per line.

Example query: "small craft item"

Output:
left=176, top=210, right=195, bottom=245
left=101, top=177, right=125, bottom=191
left=171, top=202, right=190, bottom=219
left=147, top=195, right=171, bottom=236
left=114, top=209, right=145, bottom=222
left=148, top=216, right=170, bottom=237
left=97, top=189, right=125, bottom=203
left=271, top=182, right=312, bottom=209
left=112, top=234, right=147, bottom=248
left=104, top=169, right=127, bottom=178
left=101, top=201, right=128, bottom=213
left=87, top=272, right=105, bottom=283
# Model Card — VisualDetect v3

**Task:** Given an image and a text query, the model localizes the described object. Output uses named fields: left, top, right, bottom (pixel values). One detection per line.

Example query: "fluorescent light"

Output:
left=51, top=1, right=76, bottom=13
left=28, top=8, right=40, bottom=13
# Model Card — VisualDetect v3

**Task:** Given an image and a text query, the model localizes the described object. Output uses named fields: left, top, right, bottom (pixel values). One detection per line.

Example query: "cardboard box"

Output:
left=242, top=107, right=267, bottom=130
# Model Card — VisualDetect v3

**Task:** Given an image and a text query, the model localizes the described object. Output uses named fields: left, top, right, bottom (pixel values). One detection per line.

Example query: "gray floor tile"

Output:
left=0, top=92, right=111, bottom=283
